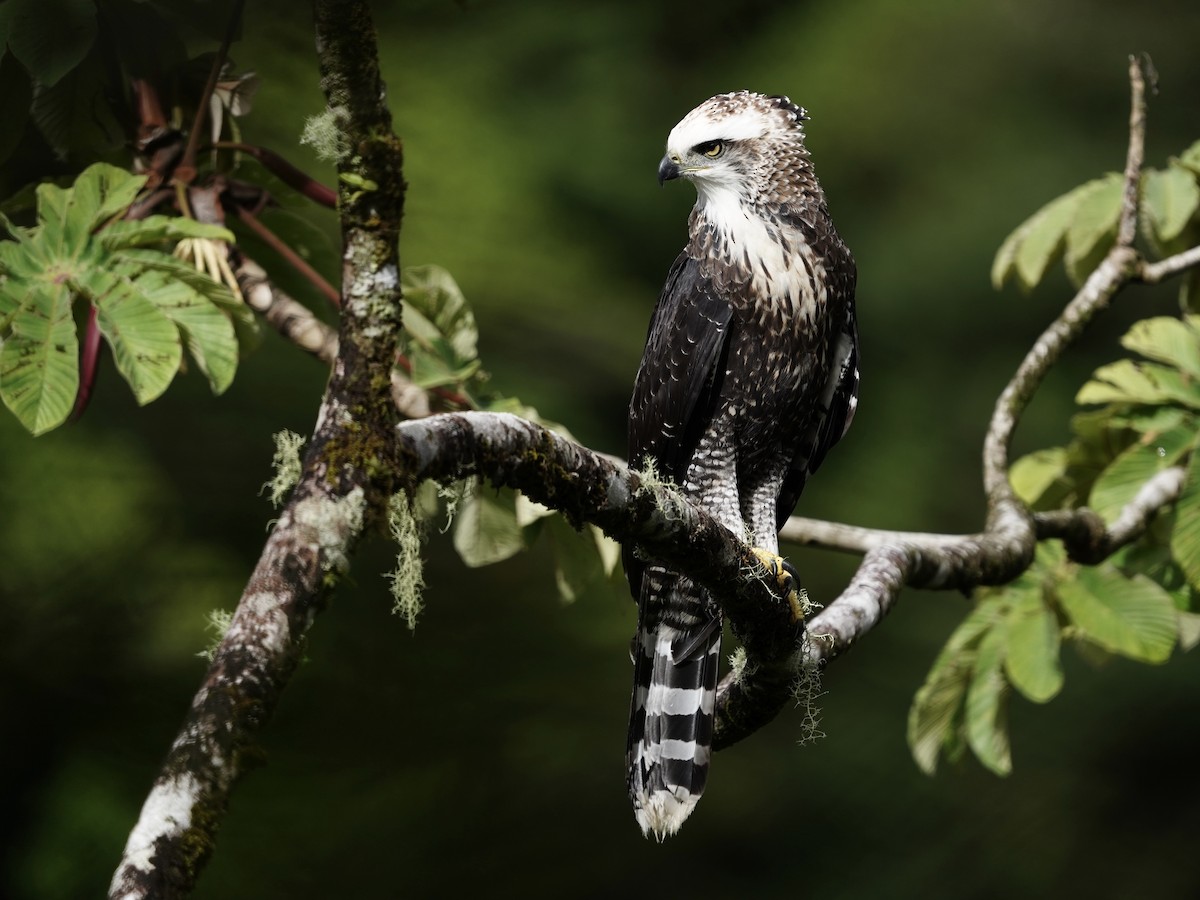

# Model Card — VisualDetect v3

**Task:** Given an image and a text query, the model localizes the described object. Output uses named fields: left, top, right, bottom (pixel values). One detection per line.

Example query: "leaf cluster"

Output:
left=992, top=139, right=1200, bottom=303
left=397, top=265, right=624, bottom=608
left=910, top=293, right=1200, bottom=777
left=0, top=163, right=255, bottom=434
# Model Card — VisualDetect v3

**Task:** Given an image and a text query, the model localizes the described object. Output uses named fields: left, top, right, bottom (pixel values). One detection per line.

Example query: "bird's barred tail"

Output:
left=626, top=592, right=721, bottom=841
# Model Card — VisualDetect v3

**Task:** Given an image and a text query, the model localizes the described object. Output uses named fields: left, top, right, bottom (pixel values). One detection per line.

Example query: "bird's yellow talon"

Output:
left=750, top=548, right=805, bottom=622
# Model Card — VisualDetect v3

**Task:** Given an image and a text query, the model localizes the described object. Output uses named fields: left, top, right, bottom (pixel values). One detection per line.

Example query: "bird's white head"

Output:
left=658, top=91, right=812, bottom=208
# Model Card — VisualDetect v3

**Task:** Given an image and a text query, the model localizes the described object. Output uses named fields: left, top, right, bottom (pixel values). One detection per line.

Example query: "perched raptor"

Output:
left=625, top=91, right=858, bottom=839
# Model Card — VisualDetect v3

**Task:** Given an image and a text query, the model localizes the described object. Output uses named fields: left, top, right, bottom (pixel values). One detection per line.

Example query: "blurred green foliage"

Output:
left=4, top=0, right=1200, bottom=898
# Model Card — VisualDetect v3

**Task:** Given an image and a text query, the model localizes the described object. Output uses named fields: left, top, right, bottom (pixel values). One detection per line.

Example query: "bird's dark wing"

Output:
left=625, top=252, right=734, bottom=598
left=775, top=258, right=859, bottom=529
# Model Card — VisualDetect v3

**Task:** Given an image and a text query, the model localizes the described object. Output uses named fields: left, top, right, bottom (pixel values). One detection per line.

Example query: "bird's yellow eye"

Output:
left=695, top=140, right=725, bottom=159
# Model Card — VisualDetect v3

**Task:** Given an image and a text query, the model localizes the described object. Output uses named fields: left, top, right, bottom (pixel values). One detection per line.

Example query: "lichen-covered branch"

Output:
left=394, top=412, right=804, bottom=678
left=109, top=3, right=405, bottom=897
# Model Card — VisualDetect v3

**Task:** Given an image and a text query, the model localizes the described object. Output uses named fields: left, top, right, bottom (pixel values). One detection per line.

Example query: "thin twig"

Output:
left=179, top=0, right=247, bottom=177
left=235, top=206, right=341, bottom=306
left=1140, top=244, right=1200, bottom=283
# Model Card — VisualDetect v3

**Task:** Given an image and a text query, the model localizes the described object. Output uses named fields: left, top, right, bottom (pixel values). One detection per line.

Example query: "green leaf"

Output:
left=1178, top=612, right=1200, bottom=651
left=452, top=481, right=527, bottom=567
left=546, top=516, right=605, bottom=604
left=0, top=283, right=77, bottom=434
left=408, top=336, right=481, bottom=390
left=30, top=53, right=122, bottom=160
left=1076, top=359, right=1200, bottom=408
left=2, top=0, right=98, bottom=88
left=402, top=265, right=479, bottom=363
left=1003, top=589, right=1063, bottom=703
left=1010, top=447, right=1068, bottom=506
left=100, top=216, right=233, bottom=251
left=907, top=602, right=994, bottom=775
left=993, top=183, right=1088, bottom=291
left=1064, top=174, right=1122, bottom=285
left=1057, top=566, right=1179, bottom=663
left=1170, top=450, right=1200, bottom=592
left=84, top=271, right=182, bottom=404
left=965, top=620, right=1012, bottom=775
left=1088, top=425, right=1195, bottom=523
left=1142, top=164, right=1200, bottom=244
left=72, top=163, right=148, bottom=232
left=1120, top=315, right=1200, bottom=381
left=115, top=247, right=259, bottom=349
left=1179, top=139, right=1200, bottom=177
left=135, top=269, right=238, bottom=394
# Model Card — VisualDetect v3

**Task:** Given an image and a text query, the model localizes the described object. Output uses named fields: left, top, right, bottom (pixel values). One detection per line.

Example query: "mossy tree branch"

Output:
left=108, top=2, right=405, bottom=897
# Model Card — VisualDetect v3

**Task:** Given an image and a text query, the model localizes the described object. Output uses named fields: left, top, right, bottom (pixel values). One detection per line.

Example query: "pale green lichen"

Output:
left=632, top=457, right=670, bottom=499
left=792, top=637, right=828, bottom=746
left=291, top=486, right=366, bottom=575
left=300, top=107, right=350, bottom=162
left=728, top=646, right=748, bottom=683
left=196, top=608, right=235, bottom=662
left=264, top=430, right=306, bottom=507
left=386, top=491, right=426, bottom=630
left=436, top=479, right=470, bottom=533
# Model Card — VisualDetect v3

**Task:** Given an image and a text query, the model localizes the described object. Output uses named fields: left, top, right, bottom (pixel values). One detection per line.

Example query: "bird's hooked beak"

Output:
left=657, top=154, right=682, bottom=186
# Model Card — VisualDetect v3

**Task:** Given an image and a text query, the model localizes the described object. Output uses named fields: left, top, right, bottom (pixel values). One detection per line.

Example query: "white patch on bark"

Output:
left=110, top=771, right=204, bottom=898
left=290, top=486, right=366, bottom=575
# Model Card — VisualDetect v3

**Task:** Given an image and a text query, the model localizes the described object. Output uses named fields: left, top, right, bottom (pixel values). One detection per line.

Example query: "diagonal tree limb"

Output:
left=109, top=3, right=405, bottom=897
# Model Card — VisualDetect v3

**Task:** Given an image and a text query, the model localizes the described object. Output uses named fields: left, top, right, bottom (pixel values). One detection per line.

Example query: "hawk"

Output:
left=625, top=91, right=858, bottom=839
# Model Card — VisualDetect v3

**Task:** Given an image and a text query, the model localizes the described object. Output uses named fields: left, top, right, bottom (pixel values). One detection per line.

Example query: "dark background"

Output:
left=4, top=0, right=1200, bottom=897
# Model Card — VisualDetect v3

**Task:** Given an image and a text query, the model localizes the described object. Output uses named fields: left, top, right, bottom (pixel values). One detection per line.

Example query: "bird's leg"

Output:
left=749, top=548, right=806, bottom=622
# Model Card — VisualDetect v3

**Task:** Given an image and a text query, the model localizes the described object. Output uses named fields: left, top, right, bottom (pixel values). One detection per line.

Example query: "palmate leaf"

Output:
left=0, top=283, right=78, bottom=434
left=0, top=165, right=250, bottom=432
left=35, top=164, right=147, bottom=261
left=133, top=269, right=238, bottom=394
left=117, top=247, right=257, bottom=335
left=100, top=216, right=233, bottom=251
left=82, top=270, right=182, bottom=404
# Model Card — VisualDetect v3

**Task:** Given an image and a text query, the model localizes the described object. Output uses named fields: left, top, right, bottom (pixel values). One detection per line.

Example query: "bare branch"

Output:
left=1139, top=243, right=1200, bottom=283
left=980, top=56, right=1151, bottom=532
left=1035, top=466, right=1187, bottom=563
left=780, top=515, right=969, bottom=554
left=235, top=252, right=339, bottom=363
left=781, top=462, right=1186, bottom=569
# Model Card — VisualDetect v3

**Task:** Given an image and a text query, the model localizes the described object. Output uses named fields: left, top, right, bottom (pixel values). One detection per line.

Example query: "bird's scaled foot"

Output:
left=749, top=548, right=806, bottom=622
